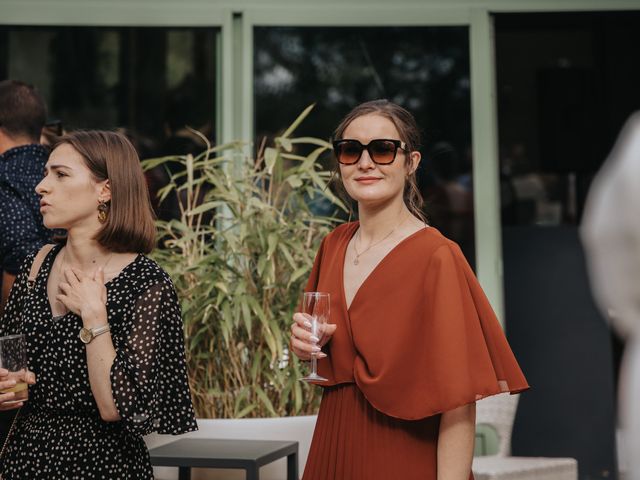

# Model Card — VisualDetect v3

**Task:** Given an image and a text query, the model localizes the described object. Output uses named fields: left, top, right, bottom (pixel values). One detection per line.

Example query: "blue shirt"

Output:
left=0, top=144, right=52, bottom=275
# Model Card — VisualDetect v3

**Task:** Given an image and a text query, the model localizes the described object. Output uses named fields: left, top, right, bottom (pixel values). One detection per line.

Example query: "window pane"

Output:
left=496, top=12, right=640, bottom=226
left=0, top=26, right=218, bottom=156
left=254, top=26, right=474, bottom=265
left=1, top=26, right=218, bottom=219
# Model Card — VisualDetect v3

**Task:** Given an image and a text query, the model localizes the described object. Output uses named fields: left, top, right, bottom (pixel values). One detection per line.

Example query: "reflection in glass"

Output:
left=0, top=26, right=218, bottom=220
left=254, top=27, right=474, bottom=265
left=496, top=12, right=640, bottom=227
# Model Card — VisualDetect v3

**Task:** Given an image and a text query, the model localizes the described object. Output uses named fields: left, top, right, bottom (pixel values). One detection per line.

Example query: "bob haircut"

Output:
left=52, top=130, right=156, bottom=254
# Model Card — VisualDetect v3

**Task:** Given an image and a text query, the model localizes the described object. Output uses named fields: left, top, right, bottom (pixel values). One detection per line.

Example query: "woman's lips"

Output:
left=355, top=177, right=382, bottom=184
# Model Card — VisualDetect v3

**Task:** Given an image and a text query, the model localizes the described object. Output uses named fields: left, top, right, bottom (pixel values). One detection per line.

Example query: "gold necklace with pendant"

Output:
left=352, top=214, right=409, bottom=266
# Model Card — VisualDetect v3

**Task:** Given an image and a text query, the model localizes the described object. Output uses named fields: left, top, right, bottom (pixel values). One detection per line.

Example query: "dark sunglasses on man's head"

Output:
left=332, top=139, right=408, bottom=165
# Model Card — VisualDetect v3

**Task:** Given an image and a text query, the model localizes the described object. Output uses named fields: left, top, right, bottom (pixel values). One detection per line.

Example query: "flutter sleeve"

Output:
left=110, top=280, right=198, bottom=435
left=354, top=241, right=529, bottom=420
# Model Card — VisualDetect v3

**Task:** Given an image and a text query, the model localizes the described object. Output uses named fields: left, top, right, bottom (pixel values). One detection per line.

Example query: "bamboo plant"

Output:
left=142, top=106, right=345, bottom=418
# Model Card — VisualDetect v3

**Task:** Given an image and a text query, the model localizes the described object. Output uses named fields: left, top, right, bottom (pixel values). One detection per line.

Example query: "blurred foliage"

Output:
left=142, top=106, right=345, bottom=418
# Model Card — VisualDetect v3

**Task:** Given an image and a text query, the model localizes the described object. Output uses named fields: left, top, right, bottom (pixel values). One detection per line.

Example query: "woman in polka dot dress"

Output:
left=0, top=130, right=197, bottom=479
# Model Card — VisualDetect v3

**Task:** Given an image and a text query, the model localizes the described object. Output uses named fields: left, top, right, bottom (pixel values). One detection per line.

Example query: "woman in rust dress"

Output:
left=290, top=100, right=529, bottom=480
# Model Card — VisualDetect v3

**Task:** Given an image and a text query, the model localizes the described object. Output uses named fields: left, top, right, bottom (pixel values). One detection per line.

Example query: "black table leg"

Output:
left=178, top=466, right=191, bottom=480
left=287, top=450, right=299, bottom=480
left=245, top=464, right=259, bottom=480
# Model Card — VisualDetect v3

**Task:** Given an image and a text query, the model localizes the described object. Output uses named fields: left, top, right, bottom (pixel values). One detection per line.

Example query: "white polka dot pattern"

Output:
left=0, top=244, right=198, bottom=478
left=0, top=144, right=51, bottom=275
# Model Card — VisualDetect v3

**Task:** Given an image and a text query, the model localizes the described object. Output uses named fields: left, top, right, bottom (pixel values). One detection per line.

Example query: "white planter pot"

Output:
left=146, top=415, right=317, bottom=480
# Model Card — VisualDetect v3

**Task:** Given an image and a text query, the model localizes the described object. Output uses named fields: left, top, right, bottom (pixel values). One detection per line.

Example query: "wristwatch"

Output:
left=78, top=324, right=111, bottom=344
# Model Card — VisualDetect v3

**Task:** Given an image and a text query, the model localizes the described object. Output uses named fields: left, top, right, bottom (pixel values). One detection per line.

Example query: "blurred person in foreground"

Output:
left=582, top=112, right=640, bottom=480
left=290, top=100, right=529, bottom=480
left=0, top=80, right=52, bottom=313
left=0, top=130, right=196, bottom=478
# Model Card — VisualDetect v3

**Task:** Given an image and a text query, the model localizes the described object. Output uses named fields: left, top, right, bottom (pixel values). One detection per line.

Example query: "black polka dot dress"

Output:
left=0, top=245, right=198, bottom=479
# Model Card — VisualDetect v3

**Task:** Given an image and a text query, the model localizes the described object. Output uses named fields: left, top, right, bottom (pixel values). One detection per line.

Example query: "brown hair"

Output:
left=333, top=99, right=426, bottom=222
left=0, top=80, right=47, bottom=142
left=53, top=130, right=156, bottom=253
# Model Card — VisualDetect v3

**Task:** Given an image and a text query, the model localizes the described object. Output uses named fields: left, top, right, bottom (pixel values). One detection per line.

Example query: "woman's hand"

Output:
left=290, top=312, right=337, bottom=361
left=0, top=369, right=36, bottom=411
left=57, top=267, right=107, bottom=319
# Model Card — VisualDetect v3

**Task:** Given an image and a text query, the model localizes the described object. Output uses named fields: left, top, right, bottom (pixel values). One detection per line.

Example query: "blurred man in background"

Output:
left=0, top=80, right=52, bottom=313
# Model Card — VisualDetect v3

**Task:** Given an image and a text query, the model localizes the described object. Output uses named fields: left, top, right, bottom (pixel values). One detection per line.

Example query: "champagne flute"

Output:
left=300, top=292, right=330, bottom=382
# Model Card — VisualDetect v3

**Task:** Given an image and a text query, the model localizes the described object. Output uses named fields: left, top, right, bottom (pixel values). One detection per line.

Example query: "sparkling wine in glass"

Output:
left=300, top=292, right=329, bottom=382
left=0, top=334, right=28, bottom=399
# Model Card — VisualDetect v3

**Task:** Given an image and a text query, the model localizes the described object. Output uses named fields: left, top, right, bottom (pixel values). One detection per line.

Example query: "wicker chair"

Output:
left=472, top=393, right=578, bottom=480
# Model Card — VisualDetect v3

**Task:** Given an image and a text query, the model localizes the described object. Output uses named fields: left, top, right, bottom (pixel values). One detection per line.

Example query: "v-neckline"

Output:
left=340, top=223, right=429, bottom=312
left=41, top=244, right=141, bottom=320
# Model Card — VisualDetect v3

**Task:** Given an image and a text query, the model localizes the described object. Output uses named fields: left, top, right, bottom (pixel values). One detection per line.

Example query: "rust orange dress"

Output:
left=302, top=223, right=529, bottom=480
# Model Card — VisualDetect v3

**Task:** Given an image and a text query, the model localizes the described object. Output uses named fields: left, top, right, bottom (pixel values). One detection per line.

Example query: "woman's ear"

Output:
left=408, top=151, right=421, bottom=175
left=98, top=180, right=111, bottom=203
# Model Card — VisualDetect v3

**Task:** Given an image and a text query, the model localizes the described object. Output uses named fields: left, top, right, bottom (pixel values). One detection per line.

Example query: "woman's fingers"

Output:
left=64, top=268, right=80, bottom=286
left=56, top=294, right=68, bottom=308
left=291, top=335, right=319, bottom=354
left=318, top=323, right=337, bottom=346
left=291, top=323, right=316, bottom=343
left=293, top=312, right=312, bottom=329
left=0, top=399, right=23, bottom=411
left=25, top=371, right=36, bottom=385
left=0, top=378, right=16, bottom=392
left=13, top=389, right=28, bottom=402
left=0, top=391, right=18, bottom=407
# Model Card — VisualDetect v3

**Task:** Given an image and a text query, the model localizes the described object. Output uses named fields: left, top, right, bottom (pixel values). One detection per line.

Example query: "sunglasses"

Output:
left=332, top=139, right=407, bottom=165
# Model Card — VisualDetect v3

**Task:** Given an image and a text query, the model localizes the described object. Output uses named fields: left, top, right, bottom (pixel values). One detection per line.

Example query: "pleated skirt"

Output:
left=303, top=383, right=447, bottom=480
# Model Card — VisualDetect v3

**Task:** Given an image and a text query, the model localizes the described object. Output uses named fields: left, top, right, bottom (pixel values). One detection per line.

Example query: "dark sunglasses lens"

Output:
left=369, top=140, right=397, bottom=164
left=337, top=141, right=363, bottom=164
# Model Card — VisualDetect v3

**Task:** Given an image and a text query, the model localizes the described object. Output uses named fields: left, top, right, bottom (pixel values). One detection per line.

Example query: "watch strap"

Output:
left=90, top=324, right=111, bottom=337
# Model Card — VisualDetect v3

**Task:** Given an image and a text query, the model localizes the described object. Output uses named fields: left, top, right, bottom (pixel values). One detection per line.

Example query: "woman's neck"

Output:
left=356, top=198, right=411, bottom=242
left=63, top=229, right=112, bottom=270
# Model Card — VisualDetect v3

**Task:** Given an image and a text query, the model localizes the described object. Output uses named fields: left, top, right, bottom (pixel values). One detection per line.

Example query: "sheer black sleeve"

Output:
left=109, top=280, right=197, bottom=435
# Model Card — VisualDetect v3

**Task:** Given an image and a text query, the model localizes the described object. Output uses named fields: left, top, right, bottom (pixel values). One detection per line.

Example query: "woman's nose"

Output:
left=35, top=177, right=47, bottom=195
left=358, top=149, right=375, bottom=169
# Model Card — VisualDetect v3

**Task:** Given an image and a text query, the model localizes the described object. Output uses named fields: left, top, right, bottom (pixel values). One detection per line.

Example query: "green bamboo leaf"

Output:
left=265, top=147, right=277, bottom=175
left=279, top=153, right=307, bottom=162
left=279, top=137, right=293, bottom=152
left=286, top=175, right=303, bottom=188
left=280, top=103, right=315, bottom=139
left=187, top=201, right=226, bottom=216
left=266, top=232, right=278, bottom=259
left=141, top=155, right=184, bottom=171
left=288, top=267, right=308, bottom=286
left=235, top=405, right=256, bottom=419
left=240, top=298, right=252, bottom=338
left=290, top=137, right=333, bottom=149
left=277, top=243, right=297, bottom=269
left=254, top=385, right=277, bottom=417
left=292, top=379, right=302, bottom=413
left=300, top=146, right=326, bottom=171
left=186, top=153, right=194, bottom=195
left=213, top=282, right=229, bottom=295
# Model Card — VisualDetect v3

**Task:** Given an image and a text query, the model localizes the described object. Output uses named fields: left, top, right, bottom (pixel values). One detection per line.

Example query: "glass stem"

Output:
left=311, top=354, right=318, bottom=375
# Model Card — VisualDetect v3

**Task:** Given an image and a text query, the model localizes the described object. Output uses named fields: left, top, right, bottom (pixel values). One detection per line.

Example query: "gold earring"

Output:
left=97, top=200, right=109, bottom=224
